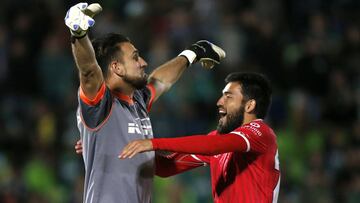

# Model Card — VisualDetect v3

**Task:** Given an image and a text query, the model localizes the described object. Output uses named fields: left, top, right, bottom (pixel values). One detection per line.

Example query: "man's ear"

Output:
left=245, top=99, right=256, bottom=113
left=110, top=61, right=125, bottom=77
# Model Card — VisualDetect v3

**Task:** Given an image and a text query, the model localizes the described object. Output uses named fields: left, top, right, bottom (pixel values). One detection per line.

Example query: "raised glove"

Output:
left=64, top=3, right=102, bottom=38
left=179, top=40, right=226, bottom=69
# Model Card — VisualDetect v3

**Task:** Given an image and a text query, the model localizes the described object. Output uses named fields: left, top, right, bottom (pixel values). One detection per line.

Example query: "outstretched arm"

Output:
left=149, top=40, right=226, bottom=101
left=120, top=122, right=272, bottom=158
left=74, top=139, right=209, bottom=177
left=72, top=37, right=104, bottom=99
left=148, top=57, right=188, bottom=101
left=118, top=133, right=247, bottom=159
left=65, top=3, right=103, bottom=99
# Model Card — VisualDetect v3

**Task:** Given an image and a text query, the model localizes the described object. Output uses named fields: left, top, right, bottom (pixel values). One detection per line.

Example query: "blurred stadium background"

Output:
left=0, top=0, right=359, bottom=202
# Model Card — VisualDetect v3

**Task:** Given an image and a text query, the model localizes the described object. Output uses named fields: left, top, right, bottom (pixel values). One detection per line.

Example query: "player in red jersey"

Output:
left=119, top=72, right=281, bottom=203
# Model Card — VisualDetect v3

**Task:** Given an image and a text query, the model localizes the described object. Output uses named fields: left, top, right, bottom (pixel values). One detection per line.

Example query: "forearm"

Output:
left=149, top=56, right=188, bottom=90
left=72, top=36, right=99, bottom=75
left=151, top=134, right=248, bottom=155
left=72, top=36, right=103, bottom=97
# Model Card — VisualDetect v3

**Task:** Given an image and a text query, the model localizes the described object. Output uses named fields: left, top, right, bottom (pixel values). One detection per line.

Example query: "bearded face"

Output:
left=217, top=102, right=245, bottom=134
left=123, top=72, right=148, bottom=89
left=216, top=82, right=249, bottom=134
left=117, top=42, right=149, bottom=90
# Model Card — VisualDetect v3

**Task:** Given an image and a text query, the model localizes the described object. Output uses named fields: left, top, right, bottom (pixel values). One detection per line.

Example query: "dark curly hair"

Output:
left=91, top=33, right=130, bottom=78
left=225, top=72, right=272, bottom=119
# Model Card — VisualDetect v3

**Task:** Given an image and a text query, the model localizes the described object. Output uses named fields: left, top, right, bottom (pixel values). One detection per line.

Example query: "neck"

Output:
left=107, top=77, right=135, bottom=98
left=242, top=114, right=258, bottom=125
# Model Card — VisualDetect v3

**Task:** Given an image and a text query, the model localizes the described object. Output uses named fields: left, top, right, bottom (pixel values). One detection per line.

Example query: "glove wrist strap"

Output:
left=70, top=33, right=87, bottom=44
left=178, top=50, right=197, bottom=65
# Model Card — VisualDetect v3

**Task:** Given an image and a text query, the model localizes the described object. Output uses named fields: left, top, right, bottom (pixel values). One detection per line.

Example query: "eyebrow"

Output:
left=132, top=50, right=139, bottom=56
left=222, top=90, right=232, bottom=95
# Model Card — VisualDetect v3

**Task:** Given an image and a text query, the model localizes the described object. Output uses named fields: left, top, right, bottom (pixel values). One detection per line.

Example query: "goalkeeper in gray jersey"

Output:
left=64, top=2, right=225, bottom=203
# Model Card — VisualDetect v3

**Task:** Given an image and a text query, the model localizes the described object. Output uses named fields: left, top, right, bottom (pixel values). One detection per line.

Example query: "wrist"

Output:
left=70, top=33, right=87, bottom=44
left=71, top=29, right=87, bottom=37
left=178, top=50, right=197, bottom=65
left=150, top=139, right=157, bottom=150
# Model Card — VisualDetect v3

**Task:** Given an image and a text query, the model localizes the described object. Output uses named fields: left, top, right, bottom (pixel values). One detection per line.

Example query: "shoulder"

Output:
left=79, top=83, right=112, bottom=106
left=234, top=119, right=276, bottom=140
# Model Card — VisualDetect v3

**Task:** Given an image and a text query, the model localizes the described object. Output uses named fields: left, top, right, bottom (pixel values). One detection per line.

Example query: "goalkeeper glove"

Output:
left=179, top=40, right=226, bottom=69
left=64, top=2, right=102, bottom=38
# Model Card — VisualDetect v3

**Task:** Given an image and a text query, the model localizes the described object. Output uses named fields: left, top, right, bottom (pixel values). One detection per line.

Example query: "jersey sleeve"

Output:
left=229, top=121, right=272, bottom=154
left=155, top=152, right=210, bottom=177
left=78, top=83, right=113, bottom=129
left=151, top=122, right=272, bottom=155
left=151, top=130, right=249, bottom=155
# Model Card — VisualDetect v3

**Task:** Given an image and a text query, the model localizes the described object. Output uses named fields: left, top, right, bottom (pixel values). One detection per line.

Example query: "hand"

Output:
left=118, top=139, right=153, bottom=159
left=64, top=2, right=102, bottom=38
left=75, top=140, right=83, bottom=154
left=179, top=40, right=226, bottom=69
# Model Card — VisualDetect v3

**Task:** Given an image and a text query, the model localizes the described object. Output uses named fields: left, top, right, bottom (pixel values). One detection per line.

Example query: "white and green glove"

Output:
left=64, top=2, right=102, bottom=38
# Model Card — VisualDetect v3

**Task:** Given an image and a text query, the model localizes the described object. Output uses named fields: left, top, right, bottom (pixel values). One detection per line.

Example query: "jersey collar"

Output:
left=112, top=91, right=134, bottom=105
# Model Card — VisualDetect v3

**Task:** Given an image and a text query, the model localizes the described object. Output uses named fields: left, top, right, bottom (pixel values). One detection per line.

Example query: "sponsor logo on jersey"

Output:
left=128, top=122, right=153, bottom=135
left=244, top=122, right=262, bottom=136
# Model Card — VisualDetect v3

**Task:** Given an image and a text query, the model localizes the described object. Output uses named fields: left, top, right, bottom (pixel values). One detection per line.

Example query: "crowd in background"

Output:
left=0, top=0, right=359, bottom=202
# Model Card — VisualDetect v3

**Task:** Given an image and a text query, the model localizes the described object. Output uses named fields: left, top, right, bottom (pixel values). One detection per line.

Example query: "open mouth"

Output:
left=218, top=109, right=227, bottom=118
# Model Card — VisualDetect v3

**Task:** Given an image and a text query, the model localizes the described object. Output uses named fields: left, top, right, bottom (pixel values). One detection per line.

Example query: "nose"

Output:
left=140, top=57, right=148, bottom=68
left=217, top=96, right=224, bottom=107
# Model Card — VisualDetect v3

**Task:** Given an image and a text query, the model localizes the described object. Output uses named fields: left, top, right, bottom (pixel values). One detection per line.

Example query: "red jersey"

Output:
left=154, top=119, right=280, bottom=203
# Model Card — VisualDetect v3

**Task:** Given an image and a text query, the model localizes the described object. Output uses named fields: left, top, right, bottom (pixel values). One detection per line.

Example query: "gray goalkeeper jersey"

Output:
left=76, top=83, right=155, bottom=203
